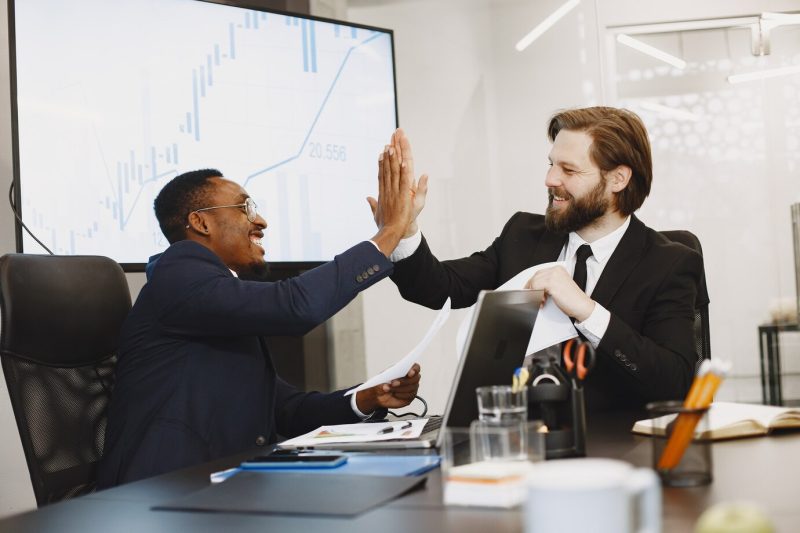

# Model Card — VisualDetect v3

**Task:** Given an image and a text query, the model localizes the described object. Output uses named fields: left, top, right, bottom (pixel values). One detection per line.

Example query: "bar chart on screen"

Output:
left=13, top=0, right=397, bottom=263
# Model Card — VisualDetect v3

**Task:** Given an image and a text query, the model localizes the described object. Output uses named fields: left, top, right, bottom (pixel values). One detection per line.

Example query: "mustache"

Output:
left=548, top=187, right=572, bottom=202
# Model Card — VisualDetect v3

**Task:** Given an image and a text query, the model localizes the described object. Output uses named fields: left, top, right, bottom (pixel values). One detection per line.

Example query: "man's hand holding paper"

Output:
left=524, top=265, right=596, bottom=323
left=355, top=363, right=422, bottom=413
left=348, top=298, right=451, bottom=405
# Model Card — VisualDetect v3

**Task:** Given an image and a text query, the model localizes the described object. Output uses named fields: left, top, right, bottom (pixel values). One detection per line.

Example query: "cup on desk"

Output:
left=475, top=385, right=527, bottom=425
left=470, top=420, right=545, bottom=463
left=647, top=400, right=713, bottom=487
left=442, top=425, right=543, bottom=508
left=524, top=458, right=661, bottom=533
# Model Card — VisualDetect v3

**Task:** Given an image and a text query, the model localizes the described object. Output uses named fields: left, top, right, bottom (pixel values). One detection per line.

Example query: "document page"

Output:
left=280, top=419, right=429, bottom=447
left=346, top=299, right=451, bottom=396
left=455, top=263, right=578, bottom=358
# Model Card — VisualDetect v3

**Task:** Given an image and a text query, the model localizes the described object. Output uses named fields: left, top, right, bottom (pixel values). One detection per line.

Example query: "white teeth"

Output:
left=554, top=196, right=566, bottom=201
left=250, top=236, right=263, bottom=246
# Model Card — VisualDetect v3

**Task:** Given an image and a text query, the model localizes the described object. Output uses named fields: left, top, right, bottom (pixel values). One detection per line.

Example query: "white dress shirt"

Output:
left=560, top=216, right=630, bottom=348
left=390, top=216, right=632, bottom=349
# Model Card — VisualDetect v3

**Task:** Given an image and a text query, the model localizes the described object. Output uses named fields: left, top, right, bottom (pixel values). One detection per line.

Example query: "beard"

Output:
left=237, top=260, right=272, bottom=282
left=545, top=178, right=610, bottom=234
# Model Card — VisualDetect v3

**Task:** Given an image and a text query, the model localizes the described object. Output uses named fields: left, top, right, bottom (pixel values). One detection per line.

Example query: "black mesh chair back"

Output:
left=660, top=231, right=711, bottom=367
left=0, top=254, right=131, bottom=506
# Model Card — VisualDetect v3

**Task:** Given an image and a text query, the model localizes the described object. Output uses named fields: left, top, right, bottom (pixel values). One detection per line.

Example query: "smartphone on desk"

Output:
left=240, top=452, right=347, bottom=470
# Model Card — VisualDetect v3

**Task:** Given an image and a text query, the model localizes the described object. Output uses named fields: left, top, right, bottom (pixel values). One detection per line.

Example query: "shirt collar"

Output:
left=565, top=216, right=631, bottom=264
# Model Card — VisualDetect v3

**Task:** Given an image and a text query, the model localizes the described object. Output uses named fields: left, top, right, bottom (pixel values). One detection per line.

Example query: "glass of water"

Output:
left=475, top=385, right=528, bottom=425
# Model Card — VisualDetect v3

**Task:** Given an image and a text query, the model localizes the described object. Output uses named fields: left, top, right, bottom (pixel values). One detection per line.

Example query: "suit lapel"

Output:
left=530, top=228, right=568, bottom=266
left=590, top=215, right=648, bottom=307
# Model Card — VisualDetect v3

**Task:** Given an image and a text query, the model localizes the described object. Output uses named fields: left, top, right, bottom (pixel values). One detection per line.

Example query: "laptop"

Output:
left=278, top=289, right=543, bottom=451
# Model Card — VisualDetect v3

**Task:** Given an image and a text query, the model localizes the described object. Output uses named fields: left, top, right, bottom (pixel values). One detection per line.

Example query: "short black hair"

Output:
left=154, top=168, right=223, bottom=243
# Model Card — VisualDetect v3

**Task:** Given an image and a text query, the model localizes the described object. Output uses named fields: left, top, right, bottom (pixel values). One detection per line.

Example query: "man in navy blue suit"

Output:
left=98, top=130, right=422, bottom=487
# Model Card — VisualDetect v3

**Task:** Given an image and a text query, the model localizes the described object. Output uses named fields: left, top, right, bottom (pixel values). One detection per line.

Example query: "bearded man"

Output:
left=385, top=107, right=707, bottom=411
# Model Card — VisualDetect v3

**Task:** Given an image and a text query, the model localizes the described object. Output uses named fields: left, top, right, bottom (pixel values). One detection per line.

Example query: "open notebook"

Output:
left=632, top=402, right=800, bottom=440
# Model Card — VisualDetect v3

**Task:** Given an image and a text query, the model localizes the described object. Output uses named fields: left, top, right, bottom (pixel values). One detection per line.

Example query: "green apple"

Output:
left=695, top=502, right=774, bottom=533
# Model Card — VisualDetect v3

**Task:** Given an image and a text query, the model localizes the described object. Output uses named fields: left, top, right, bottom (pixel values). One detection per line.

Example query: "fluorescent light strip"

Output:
left=515, top=0, right=581, bottom=52
left=616, top=34, right=687, bottom=70
left=728, top=64, right=800, bottom=84
left=639, top=102, right=700, bottom=121
left=761, top=11, right=800, bottom=23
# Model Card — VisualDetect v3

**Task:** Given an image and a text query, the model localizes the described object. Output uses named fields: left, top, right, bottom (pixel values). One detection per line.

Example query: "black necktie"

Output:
left=573, top=244, right=593, bottom=293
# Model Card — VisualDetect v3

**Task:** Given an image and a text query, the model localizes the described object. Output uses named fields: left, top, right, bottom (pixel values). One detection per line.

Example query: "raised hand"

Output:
left=368, top=129, right=428, bottom=244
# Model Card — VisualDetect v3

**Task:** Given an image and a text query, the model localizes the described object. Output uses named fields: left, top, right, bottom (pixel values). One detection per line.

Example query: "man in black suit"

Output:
left=382, top=107, right=707, bottom=411
left=99, top=132, right=421, bottom=487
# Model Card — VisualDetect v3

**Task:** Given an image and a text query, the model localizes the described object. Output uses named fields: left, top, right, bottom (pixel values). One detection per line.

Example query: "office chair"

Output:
left=0, top=254, right=131, bottom=506
left=660, top=231, right=711, bottom=366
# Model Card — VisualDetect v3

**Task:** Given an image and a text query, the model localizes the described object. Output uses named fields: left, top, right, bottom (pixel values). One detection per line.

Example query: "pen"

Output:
left=377, top=421, right=413, bottom=434
left=512, top=366, right=529, bottom=393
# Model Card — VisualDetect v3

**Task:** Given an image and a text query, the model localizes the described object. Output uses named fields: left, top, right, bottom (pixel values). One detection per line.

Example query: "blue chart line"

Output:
left=301, top=20, right=309, bottom=72
left=309, top=21, right=317, bottom=73
left=243, top=31, right=385, bottom=186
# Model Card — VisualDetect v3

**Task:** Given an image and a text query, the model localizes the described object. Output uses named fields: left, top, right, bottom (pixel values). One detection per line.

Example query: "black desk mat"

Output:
left=153, top=471, right=427, bottom=517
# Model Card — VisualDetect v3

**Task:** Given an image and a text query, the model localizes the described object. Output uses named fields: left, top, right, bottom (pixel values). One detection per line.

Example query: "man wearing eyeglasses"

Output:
left=98, top=130, right=420, bottom=488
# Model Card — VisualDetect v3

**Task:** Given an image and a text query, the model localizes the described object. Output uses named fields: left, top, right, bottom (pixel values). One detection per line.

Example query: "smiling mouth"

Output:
left=250, top=234, right=264, bottom=252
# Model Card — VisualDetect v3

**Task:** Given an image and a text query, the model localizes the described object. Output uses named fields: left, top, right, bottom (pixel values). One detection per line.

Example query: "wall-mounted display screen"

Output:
left=10, top=0, right=397, bottom=268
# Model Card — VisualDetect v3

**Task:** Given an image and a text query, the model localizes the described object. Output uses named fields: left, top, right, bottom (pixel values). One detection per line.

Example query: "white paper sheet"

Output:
left=279, top=419, right=429, bottom=447
left=455, top=263, right=577, bottom=358
left=345, top=298, right=451, bottom=396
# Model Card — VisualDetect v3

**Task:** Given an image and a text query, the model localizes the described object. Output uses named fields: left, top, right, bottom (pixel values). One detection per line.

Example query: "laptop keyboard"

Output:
left=421, top=415, right=443, bottom=434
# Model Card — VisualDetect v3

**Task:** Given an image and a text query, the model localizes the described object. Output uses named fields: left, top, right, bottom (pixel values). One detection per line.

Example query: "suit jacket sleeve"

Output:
left=152, top=241, right=391, bottom=337
left=390, top=212, right=524, bottom=309
left=598, top=248, right=702, bottom=402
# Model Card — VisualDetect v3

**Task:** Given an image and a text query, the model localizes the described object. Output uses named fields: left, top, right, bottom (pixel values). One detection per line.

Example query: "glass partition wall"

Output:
left=605, top=18, right=800, bottom=402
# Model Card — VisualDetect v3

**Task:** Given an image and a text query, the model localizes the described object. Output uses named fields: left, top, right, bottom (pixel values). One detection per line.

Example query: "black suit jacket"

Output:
left=98, top=240, right=391, bottom=488
left=391, top=213, right=708, bottom=410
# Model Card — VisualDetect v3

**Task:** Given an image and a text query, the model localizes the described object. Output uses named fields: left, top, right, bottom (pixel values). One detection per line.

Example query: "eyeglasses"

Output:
left=191, top=197, right=258, bottom=223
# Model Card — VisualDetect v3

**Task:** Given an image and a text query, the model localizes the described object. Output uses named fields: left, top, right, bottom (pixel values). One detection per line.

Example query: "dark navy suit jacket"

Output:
left=391, top=213, right=708, bottom=411
left=97, top=239, right=391, bottom=488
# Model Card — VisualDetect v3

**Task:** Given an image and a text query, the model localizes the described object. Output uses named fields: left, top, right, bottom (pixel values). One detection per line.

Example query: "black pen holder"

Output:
left=526, top=349, right=587, bottom=459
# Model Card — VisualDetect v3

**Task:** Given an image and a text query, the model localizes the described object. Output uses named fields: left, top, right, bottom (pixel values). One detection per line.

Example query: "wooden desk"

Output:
left=1, top=412, right=799, bottom=532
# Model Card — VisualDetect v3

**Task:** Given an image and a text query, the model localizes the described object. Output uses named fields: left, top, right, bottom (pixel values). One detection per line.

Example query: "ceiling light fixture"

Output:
left=761, top=12, right=800, bottom=24
left=638, top=102, right=701, bottom=121
left=616, top=34, right=687, bottom=69
left=727, top=64, right=800, bottom=84
left=515, top=0, right=581, bottom=52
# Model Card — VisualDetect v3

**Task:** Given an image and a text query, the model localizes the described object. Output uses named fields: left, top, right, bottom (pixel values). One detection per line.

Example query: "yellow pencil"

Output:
left=658, top=360, right=729, bottom=470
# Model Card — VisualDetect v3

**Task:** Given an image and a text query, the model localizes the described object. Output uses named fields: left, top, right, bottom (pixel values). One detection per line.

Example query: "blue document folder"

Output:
left=211, top=454, right=440, bottom=483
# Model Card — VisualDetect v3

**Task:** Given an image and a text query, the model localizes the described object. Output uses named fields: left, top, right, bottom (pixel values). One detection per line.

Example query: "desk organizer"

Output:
left=527, top=349, right=587, bottom=459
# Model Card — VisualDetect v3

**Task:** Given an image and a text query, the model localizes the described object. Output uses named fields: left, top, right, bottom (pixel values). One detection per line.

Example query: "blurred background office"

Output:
left=1, top=0, right=799, bottom=518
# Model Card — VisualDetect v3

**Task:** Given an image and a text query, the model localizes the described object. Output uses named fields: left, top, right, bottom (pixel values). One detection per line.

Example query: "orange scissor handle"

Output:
left=562, top=339, right=576, bottom=373
left=563, top=340, right=591, bottom=381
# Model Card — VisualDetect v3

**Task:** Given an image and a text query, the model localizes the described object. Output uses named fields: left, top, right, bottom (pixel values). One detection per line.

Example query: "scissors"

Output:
left=561, top=339, right=596, bottom=387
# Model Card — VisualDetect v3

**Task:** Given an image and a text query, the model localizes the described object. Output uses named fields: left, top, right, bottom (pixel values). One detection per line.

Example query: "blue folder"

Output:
left=211, top=454, right=440, bottom=483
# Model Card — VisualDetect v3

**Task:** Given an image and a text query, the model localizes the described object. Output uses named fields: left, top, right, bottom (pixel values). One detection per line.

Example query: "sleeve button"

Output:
left=255, top=435, right=266, bottom=446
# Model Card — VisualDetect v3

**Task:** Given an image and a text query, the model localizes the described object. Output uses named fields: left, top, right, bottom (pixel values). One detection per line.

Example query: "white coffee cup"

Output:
left=524, top=458, right=661, bottom=533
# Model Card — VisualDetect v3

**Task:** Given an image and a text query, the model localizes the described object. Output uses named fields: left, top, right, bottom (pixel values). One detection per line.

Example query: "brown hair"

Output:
left=547, top=107, right=652, bottom=216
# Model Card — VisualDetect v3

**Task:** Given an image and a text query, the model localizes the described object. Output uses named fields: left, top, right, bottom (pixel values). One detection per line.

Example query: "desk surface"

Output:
left=2, top=412, right=799, bottom=533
